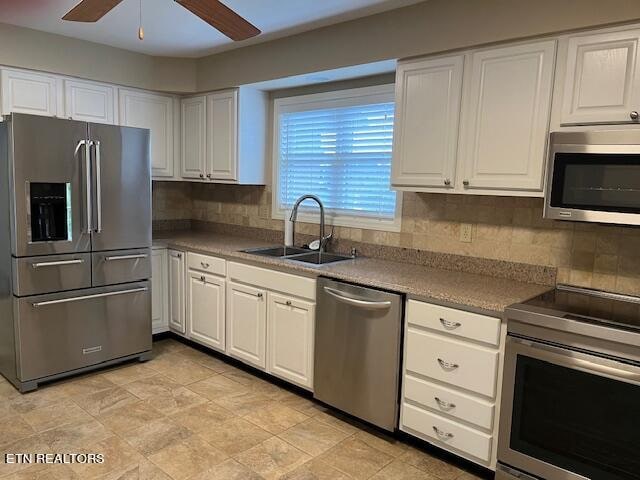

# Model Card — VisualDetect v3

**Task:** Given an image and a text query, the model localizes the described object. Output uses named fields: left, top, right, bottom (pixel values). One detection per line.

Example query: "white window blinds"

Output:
left=275, top=86, right=398, bottom=227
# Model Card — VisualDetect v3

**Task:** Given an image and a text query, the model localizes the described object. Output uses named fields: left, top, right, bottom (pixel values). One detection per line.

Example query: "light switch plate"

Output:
left=460, top=223, right=473, bottom=243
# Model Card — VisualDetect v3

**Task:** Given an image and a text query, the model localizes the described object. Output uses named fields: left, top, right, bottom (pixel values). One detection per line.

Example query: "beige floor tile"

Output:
left=400, top=448, right=465, bottom=480
left=280, top=393, right=328, bottom=417
left=0, top=462, right=79, bottom=480
left=21, top=398, right=91, bottom=433
left=0, top=381, right=21, bottom=401
left=0, top=401, right=18, bottom=421
left=371, top=460, right=439, bottom=479
left=124, top=418, right=192, bottom=456
left=39, top=419, right=113, bottom=451
left=318, top=437, right=394, bottom=480
left=313, top=411, right=362, bottom=435
left=354, top=429, right=409, bottom=458
left=278, top=458, right=352, bottom=480
left=122, top=375, right=182, bottom=400
left=148, top=435, right=228, bottom=480
left=173, top=349, right=236, bottom=374
left=212, top=390, right=276, bottom=416
left=100, top=363, right=158, bottom=386
left=221, top=368, right=260, bottom=386
left=221, top=370, right=290, bottom=399
left=152, top=339, right=187, bottom=356
left=69, top=435, right=144, bottom=480
left=278, top=418, right=351, bottom=456
left=147, top=354, right=216, bottom=385
left=233, top=436, right=311, bottom=480
left=143, top=386, right=209, bottom=416
left=244, top=403, right=310, bottom=435
left=187, top=374, right=248, bottom=401
left=0, top=435, right=52, bottom=477
left=199, top=417, right=272, bottom=456
left=74, top=387, right=140, bottom=417
left=169, top=402, right=236, bottom=434
left=95, top=459, right=173, bottom=480
left=8, top=385, right=70, bottom=414
left=59, top=375, right=118, bottom=397
left=188, top=458, right=262, bottom=480
left=0, top=416, right=35, bottom=447
left=97, top=401, right=165, bottom=436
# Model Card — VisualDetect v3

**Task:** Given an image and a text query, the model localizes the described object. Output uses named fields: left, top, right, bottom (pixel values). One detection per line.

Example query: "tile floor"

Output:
left=0, top=338, right=486, bottom=480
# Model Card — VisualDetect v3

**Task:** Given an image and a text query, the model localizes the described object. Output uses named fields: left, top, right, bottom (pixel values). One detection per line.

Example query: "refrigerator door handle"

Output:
left=91, top=140, right=103, bottom=234
left=76, top=139, right=92, bottom=234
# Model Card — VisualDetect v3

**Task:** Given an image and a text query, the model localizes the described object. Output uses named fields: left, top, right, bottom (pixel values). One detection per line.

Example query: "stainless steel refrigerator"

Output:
left=0, top=113, right=152, bottom=392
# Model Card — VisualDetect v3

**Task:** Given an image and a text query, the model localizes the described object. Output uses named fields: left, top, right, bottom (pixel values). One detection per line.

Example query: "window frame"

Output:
left=271, top=84, right=402, bottom=232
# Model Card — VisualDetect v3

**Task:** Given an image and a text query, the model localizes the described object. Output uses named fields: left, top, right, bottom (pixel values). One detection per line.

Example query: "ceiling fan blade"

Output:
left=176, top=0, right=260, bottom=41
left=62, top=0, right=124, bottom=22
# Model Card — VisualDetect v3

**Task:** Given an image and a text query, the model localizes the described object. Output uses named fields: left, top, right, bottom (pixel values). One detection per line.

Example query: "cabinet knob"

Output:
left=257, top=293, right=263, bottom=298
left=199, top=173, right=204, bottom=178
left=444, top=179, right=451, bottom=186
left=200, top=275, right=205, bottom=282
left=631, top=111, right=639, bottom=120
left=286, top=300, right=292, bottom=306
left=206, top=173, right=212, bottom=179
left=462, top=180, right=470, bottom=187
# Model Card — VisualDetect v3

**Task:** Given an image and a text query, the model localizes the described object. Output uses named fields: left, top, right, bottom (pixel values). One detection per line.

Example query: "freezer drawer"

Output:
left=14, top=282, right=151, bottom=381
left=92, top=248, right=151, bottom=287
left=12, top=253, right=92, bottom=296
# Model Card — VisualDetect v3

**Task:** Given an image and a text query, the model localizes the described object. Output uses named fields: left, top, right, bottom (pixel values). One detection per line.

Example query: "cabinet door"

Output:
left=206, top=90, right=238, bottom=181
left=1, top=69, right=61, bottom=117
left=151, top=248, right=169, bottom=334
left=187, top=270, right=225, bottom=352
left=226, top=281, right=266, bottom=369
left=459, top=40, right=556, bottom=192
left=181, top=96, right=207, bottom=180
left=392, top=55, right=464, bottom=189
left=267, top=293, right=315, bottom=389
left=119, top=89, right=175, bottom=178
left=168, top=249, right=185, bottom=335
left=562, top=29, right=640, bottom=124
left=64, top=79, right=116, bottom=124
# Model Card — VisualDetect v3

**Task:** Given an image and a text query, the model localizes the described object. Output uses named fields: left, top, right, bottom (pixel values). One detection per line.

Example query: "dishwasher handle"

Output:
left=323, top=286, right=392, bottom=310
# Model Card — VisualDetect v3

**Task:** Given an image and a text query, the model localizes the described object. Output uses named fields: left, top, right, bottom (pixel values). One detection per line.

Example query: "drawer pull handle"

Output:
left=201, top=262, right=210, bottom=269
left=439, top=318, right=462, bottom=329
left=437, top=358, right=459, bottom=370
left=105, top=254, right=148, bottom=262
left=432, top=426, right=454, bottom=440
left=31, top=259, right=84, bottom=269
left=434, top=397, right=456, bottom=410
left=32, top=287, right=148, bottom=308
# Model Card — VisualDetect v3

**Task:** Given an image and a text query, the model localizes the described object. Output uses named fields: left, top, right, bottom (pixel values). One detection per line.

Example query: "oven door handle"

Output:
left=511, top=336, right=640, bottom=383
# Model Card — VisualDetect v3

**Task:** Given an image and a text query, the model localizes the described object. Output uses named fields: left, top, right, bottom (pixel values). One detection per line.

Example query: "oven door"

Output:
left=544, top=143, right=640, bottom=226
left=499, top=335, right=640, bottom=480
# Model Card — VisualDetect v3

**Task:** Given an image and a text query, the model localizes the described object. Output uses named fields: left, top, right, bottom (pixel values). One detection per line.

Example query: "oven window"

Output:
left=550, top=153, right=640, bottom=213
left=510, top=355, right=640, bottom=480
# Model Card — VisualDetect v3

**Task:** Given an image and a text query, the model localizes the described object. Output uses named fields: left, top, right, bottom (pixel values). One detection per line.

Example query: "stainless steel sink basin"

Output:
left=287, top=252, right=354, bottom=265
left=242, top=246, right=312, bottom=258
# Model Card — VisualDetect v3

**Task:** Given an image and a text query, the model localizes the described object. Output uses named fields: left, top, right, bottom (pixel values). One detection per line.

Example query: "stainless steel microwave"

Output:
left=544, top=130, right=640, bottom=226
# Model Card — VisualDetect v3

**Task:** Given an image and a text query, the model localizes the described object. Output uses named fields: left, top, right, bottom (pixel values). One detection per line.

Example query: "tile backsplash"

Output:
left=153, top=181, right=640, bottom=295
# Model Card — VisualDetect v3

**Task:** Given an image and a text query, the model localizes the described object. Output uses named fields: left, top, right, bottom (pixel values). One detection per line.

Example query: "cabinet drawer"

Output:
left=92, top=249, right=151, bottom=287
left=12, top=253, right=91, bottom=296
left=228, top=262, right=315, bottom=301
left=401, top=403, right=492, bottom=462
left=187, top=252, right=226, bottom=276
left=407, top=300, right=501, bottom=346
left=404, top=375, right=494, bottom=430
left=405, top=329, right=499, bottom=397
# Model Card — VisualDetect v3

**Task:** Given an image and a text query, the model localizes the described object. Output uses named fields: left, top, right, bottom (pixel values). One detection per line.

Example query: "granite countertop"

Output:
left=153, top=230, right=552, bottom=314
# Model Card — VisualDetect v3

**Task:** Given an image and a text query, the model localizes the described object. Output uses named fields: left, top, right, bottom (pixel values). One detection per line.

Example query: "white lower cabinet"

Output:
left=267, top=293, right=315, bottom=389
left=400, top=298, right=505, bottom=470
left=187, top=270, right=226, bottom=352
left=226, top=281, right=267, bottom=369
left=151, top=247, right=169, bottom=334
left=167, top=249, right=186, bottom=335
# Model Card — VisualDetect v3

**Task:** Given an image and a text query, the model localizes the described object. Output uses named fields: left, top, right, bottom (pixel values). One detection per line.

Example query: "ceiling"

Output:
left=0, top=0, right=425, bottom=58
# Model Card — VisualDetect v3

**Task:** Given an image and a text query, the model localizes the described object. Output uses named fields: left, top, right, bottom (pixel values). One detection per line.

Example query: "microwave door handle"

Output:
left=91, top=140, right=103, bottom=234
left=75, top=139, right=92, bottom=234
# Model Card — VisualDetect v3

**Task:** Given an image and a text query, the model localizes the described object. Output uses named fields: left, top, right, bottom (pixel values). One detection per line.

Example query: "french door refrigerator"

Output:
left=0, top=113, right=152, bottom=392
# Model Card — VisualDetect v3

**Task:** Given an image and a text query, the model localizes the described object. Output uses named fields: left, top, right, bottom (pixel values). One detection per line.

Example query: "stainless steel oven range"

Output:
left=497, top=285, right=640, bottom=480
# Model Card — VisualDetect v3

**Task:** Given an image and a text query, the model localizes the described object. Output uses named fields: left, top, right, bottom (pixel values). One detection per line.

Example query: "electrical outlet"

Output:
left=460, top=223, right=473, bottom=243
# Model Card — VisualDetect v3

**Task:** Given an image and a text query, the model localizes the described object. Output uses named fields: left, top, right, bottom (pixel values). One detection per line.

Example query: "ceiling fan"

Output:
left=62, top=0, right=261, bottom=41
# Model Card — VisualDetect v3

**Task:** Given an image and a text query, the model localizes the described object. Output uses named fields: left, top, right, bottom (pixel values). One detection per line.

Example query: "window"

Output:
left=272, top=84, right=401, bottom=231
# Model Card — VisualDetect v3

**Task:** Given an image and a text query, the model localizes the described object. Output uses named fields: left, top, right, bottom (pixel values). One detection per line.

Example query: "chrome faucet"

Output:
left=290, top=194, right=331, bottom=253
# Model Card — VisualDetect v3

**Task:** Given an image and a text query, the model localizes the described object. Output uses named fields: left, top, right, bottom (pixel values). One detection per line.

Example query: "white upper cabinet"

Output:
left=64, top=79, right=117, bottom=124
left=1, top=68, right=62, bottom=117
left=180, top=95, right=207, bottom=180
left=561, top=29, right=640, bottom=125
left=392, top=55, right=464, bottom=190
left=187, top=270, right=225, bottom=352
left=206, top=90, right=238, bottom=181
left=458, top=40, right=556, bottom=192
left=119, top=88, right=177, bottom=179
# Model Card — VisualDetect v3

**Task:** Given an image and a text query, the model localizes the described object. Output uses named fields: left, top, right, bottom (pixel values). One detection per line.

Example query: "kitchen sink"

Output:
left=242, top=246, right=311, bottom=257
left=287, top=252, right=354, bottom=265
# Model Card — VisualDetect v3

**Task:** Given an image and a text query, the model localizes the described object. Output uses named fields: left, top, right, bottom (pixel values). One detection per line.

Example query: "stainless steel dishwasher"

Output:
left=314, top=277, right=403, bottom=431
